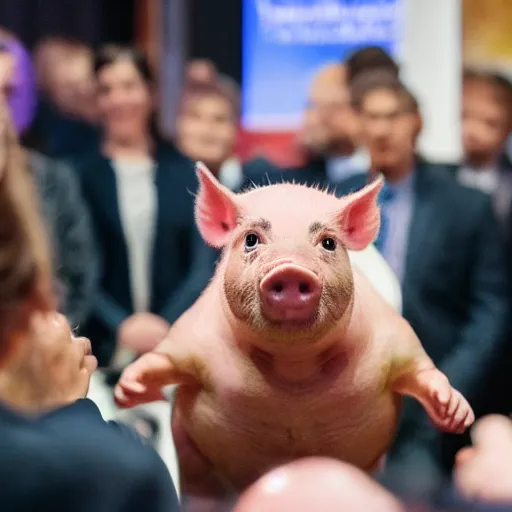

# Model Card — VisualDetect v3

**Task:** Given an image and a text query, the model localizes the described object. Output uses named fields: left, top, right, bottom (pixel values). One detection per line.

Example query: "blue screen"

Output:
left=242, top=0, right=403, bottom=131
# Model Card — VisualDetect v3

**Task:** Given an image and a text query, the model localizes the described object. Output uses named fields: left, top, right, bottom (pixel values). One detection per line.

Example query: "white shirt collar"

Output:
left=218, top=157, right=244, bottom=191
left=458, top=165, right=499, bottom=194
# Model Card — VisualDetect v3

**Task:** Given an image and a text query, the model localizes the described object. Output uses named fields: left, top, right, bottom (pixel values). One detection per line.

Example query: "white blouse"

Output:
left=112, top=158, right=156, bottom=313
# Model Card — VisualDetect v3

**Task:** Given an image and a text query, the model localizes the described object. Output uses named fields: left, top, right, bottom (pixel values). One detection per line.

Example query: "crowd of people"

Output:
left=0, top=27, right=512, bottom=511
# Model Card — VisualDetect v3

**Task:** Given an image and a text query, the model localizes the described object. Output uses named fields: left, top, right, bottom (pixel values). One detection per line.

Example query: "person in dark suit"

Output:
left=0, top=109, right=178, bottom=512
left=459, top=69, right=512, bottom=237
left=458, top=69, right=512, bottom=433
left=76, top=46, right=210, bottom=368
left=336, top=69, right=510, bottom=475
left=29, top=37, right=100, bottom=160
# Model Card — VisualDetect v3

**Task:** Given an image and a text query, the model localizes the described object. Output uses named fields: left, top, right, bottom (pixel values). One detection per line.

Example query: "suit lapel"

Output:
left=403, top=165, right=439, bottom=292
left=96, top=158, right=125, bottom=243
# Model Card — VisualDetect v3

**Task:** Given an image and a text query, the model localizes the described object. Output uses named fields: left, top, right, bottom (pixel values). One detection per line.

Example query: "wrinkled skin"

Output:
left=116, top=164, right=474, bottom=500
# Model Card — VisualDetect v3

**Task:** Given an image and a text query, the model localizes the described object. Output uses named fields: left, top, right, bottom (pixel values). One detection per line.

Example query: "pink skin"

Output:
left=115, top=163, right=474, bottom=499
left=234, top=457, right=406, bottom=512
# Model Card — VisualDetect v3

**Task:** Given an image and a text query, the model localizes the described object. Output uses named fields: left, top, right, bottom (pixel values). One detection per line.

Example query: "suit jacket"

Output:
left=30, top=151, right=98, bottom=328
left=336, top=163, right=510, bottom=470
left=449, top=154, right=512, bottom=242
left=0, top=398, right=179, bottom=512
left=450, top=156, right=512, bottom=423
left=76, top=142, right=210, bottom=366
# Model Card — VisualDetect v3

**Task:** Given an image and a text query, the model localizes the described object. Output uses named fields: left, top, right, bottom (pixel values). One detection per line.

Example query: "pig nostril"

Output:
left=272, top=282, right=284, bottom=293
left=299, top=282, right=310, bottom=294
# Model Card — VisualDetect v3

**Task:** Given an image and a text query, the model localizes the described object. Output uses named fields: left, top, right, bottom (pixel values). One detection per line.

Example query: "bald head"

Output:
left=310, top=63, right=347, bottom=90
left=301, top=63, right=358, bottom=156
left=234, top=458, right=405, bottom=512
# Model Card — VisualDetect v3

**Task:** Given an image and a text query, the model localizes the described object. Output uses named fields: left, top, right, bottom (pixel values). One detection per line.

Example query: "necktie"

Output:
left=374, top=184, right=395, bottom=252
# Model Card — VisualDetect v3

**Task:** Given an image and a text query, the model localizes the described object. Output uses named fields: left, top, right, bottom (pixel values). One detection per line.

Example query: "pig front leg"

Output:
left=388, top=324, right=475, bottom=434
left=115, top=351, right=197, bottom=408
left=172, top=400, right=237, bottom=510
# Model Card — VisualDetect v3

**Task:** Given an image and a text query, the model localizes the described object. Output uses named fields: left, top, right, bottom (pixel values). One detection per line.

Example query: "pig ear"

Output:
left=336, top=176, right=384, bottom=251
left=195, top=162, right=240, bottom=248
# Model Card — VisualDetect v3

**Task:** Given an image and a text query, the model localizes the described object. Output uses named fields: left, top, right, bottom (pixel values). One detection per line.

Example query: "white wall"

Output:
left=399, top=0, right=462, bottom=163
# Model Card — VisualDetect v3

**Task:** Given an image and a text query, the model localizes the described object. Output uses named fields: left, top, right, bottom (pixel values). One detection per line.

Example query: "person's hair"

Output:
left=345, top=46, right=399, bottom=85
left=463, top=67, right=512, bottom=125
left=350, top=69, right=419, bottom=113
left=0, top=107, right=53, bottom=350
left=94, top=44, right=162, bottom=141
left=33, top=36, right=92, bottom=85
left=179, top=78, right=240, bottom=120
left=185, top=59, right=217, bottom=85
left=34, top=36, right=91, bottom=60
left=94, top=44, right=154, bottom=85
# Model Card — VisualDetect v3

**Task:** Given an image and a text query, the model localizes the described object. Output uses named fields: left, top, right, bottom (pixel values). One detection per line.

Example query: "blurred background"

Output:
left=2, top=0, right=512, bottom=501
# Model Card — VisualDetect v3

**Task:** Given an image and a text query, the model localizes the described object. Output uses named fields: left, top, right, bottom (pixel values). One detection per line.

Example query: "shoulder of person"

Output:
left=72, top=149, right=110, bottom=179
left=28, top=151, right=80, bottom=196
left=419, top=162, right=495, bottom=221
left=243, top=156, right=279, bottom=180
left=156, top=139, right=194, bottom=170
left=0, top=399, right=177, bottom=509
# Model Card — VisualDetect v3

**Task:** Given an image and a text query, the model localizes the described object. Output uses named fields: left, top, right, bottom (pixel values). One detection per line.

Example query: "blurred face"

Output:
left=462, top=80, right=510, bottom=166
left=358, top=88, right=419, bottom=173
left=97, top=58, right=153, bottom=141
left=48, top=54, right=95, bottom=117
left=186, top=60, right=216, bottom=84
left=176, top=94, right=237, bottom=168
left=301, top=81, right=358, bottom=154
left=0, top=51, right=15, bottom=105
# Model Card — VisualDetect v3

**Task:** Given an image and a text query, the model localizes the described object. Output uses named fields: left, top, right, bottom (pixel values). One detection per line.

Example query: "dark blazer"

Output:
left=448, top=154, right=512, bottom=241
left=30, top=151, right=98, bottom=328
left=336, top=163, right=510, bottom=470
left=0, top=398, right=179, bottom=512
left=448, top=156, right=512, bottom=422
left=76, top=142, right=209, bottom=366
left=28, top=98, right=100, bottom=160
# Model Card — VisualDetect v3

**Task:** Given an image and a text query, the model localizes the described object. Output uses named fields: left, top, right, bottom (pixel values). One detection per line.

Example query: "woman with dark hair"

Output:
left=77, top=45, right=209, bottom=370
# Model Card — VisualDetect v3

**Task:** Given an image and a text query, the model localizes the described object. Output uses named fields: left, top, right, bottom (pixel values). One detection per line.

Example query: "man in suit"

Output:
left=336, top=69, right=510, bottom=474
left=459, top=69, right=512, bottom=429
left=460, top=69, right=512, bottom=236
left=287, top=62, right=370, bottom=186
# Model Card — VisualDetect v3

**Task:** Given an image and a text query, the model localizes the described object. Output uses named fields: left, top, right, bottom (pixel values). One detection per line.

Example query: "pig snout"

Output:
left=259, top=264, right=322, bottom=322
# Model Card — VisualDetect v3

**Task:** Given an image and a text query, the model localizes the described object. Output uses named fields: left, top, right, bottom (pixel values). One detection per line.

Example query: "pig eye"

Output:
left=321, top=237, right=337, bottom=251
left=244, top=233, right=260, bottom=252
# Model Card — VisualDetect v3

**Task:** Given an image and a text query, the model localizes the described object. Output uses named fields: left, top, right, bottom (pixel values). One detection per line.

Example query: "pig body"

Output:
left=116, top=164, right=474, bottom=497
left=169, top=268, right=401, bottom=490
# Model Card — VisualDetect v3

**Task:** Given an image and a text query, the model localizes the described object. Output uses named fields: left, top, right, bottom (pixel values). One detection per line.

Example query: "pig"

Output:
left=115, top=162, right=474, bottom=498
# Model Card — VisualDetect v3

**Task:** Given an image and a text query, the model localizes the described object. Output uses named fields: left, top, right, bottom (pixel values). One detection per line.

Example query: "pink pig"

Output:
left=115, top=163, right=474, bottom=497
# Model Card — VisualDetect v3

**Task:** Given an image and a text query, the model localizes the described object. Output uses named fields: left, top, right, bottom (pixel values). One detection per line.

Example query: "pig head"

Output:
left=195, top=162, right=383, bottom=347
